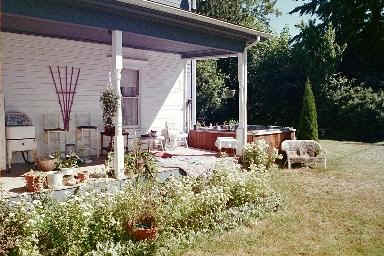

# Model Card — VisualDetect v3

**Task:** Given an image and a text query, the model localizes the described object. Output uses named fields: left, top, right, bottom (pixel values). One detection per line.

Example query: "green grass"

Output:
left=179, top=140, right=384, bottom=255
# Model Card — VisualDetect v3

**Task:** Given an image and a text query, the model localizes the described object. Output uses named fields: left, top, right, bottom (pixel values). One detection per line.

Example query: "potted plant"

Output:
left=124, top=210, right=158, bottom=241
left=24, top=170, right=47, bottom=192
left=228, top=119, right=239, bottom=131
left=100, top=86, right=118, bottom=136
left=76, top=171, right=89, bottom=183
left=56, top=152, right=82, bottom=175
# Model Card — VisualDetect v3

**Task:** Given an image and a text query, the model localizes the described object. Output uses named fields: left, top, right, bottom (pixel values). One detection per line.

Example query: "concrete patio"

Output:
left=0, top=147, right=237, bottom=199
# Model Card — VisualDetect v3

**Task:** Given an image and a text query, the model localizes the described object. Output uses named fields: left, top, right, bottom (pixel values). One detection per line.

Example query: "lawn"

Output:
left=180, top=140, right=384, bottom=256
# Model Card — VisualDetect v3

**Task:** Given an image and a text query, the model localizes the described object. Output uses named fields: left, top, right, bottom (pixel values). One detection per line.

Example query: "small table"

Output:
left=215, top=137, right=238, bottom=155
left=100, top=131, right=129, bottom=155
left=44, top=128, right=74, bottom=154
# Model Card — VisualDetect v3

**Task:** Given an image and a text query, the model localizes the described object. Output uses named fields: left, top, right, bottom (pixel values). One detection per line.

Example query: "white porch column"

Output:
left=112, top=30, right=124, bottom=179
left=236, top=50, right=248, bottom=156
left=191, top=59, right=197, bottom=126
left=0, top=21, right=6, bottom=173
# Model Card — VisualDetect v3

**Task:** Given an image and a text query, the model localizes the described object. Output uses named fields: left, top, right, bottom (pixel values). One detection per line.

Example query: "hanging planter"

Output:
left=100, top=86, right=118, bottom=135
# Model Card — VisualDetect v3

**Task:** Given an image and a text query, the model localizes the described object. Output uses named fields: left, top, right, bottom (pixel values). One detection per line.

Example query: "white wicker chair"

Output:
left=164, top=122, right=188, bottom=148
left=281, top=140, right=326, bottom=169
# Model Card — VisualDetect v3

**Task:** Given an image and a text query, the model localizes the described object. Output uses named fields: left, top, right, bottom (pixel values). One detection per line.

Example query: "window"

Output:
left=121, top=69, right=139, bottom=126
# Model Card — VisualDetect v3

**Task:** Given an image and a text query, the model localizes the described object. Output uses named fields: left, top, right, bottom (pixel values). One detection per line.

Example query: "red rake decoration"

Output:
left=49, top=66, right=80, bottom=131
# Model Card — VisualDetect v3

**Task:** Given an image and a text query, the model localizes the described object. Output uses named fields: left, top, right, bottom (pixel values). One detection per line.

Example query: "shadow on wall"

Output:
left=140, top=54, right=186, bottom=132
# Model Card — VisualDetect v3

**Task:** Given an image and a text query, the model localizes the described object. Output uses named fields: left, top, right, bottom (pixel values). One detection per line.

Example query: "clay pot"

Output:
left=76, top=172, right=89, bottom=183
left=36, top=158, right=57, bottom=172
left=125, top=222, right=157, bottom=241
left=25, top=174, right=45, bottom=192
left=131, top=227, right=157, bottom=241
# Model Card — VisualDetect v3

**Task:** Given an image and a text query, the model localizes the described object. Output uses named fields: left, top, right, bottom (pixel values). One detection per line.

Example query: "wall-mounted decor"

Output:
left=49, top=66, right=80, bottom=131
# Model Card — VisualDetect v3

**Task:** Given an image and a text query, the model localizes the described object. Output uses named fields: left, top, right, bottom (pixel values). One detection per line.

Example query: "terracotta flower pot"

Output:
left=36, top=158, right=57, bottom=172
left=76, top=172, right=89, bottom=183
left=132, top=227, right=157, bottom=241
left=125, top=222, right=157, bottom=241
left=25, top=174, right=45, bottom=192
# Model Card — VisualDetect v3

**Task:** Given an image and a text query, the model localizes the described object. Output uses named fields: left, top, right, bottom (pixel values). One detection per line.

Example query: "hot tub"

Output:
left=188, top=125, right=296, bottom=152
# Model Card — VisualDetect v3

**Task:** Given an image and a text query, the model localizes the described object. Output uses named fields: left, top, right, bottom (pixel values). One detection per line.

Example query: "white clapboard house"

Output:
left=0, top=0, right=271, bottom=176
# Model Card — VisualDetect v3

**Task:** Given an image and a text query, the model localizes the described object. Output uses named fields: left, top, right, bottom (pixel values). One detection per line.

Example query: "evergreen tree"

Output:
left=298, top=79, right=318, bottom=140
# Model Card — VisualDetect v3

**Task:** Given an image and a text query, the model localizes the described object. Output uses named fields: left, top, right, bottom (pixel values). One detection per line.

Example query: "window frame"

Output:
left=121, top=68, right=141, bottom=128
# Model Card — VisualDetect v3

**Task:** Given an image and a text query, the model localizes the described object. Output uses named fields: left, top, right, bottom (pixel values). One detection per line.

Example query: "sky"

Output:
left=269, top=0, right=312, bottom=36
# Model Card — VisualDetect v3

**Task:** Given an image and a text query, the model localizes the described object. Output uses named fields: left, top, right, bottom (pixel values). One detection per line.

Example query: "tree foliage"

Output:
left=298, top=79, right=319, bottom=140
left=291, top=0, right=384, bottom=74
left=196, top=60, right=228, bottom=124
left=195, top=0, right=383, bottom=141
left=321, top=74, right=384, bottom=140
left=195, top=0, right=281, bottom=124
left=292, top=22, right=346, bottom=93
left=197, top=0, right=280, bottom=30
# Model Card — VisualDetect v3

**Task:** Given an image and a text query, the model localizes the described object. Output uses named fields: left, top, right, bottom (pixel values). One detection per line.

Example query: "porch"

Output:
left=0, top=0, right=271, bottom=178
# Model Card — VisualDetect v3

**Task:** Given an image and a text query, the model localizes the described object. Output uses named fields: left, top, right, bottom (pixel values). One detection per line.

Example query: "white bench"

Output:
left=281, top=140, right=326, bottom=169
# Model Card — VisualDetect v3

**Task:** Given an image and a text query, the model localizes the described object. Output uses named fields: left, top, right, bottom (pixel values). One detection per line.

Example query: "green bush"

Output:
left=242, top=139, right=282, bottom=171
left=320, top=74, right=384, bottom=140
left=298, top=79, right=319, bottom=140
left=3, top=164, right=281, bottom=256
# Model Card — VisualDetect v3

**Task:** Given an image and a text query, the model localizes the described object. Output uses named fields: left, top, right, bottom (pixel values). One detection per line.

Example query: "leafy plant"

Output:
left=0, top=200, right=28, bottom=255
left=124, top=141, right=157, bottom=179
left=8, top=163, right=280, bottom=256
left=100, top=86, right=118, bottom=128
left=242, top=139, right=282, bottom=171
left=55, top=152, right=82, bottom=170
left=298, top=79, right=319, bottom=140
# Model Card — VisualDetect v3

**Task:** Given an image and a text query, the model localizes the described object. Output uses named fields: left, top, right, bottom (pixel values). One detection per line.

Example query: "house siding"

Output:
left=1, top=32, right=187, bottom=159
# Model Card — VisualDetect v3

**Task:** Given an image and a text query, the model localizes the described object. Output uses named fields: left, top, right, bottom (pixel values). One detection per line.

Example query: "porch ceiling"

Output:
left=2, top=14, right=232, bottom=58
left=1, top=0, right=272, bottom=58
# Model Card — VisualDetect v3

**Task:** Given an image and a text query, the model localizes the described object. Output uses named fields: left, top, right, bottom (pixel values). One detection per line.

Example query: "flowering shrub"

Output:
left=242, top=139, right=282, bottom=171
left=0, top=200, right=28, bottom=255
left=2, top=164, right=281, bottom=256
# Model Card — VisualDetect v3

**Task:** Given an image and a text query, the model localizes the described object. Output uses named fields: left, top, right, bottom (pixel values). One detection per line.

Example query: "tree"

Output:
left=247, top=29, right=303, bottom=127
left=196, top=60, right=229, bottom=124
left=195, top=0, right=281, bottom=125
left=197, top=0, right=280, bottom=30
left=292, top=22, right=346, bottom=94
left=290, top=0, right=384, bottom=74
left=297, top=79, right=318, bottom=140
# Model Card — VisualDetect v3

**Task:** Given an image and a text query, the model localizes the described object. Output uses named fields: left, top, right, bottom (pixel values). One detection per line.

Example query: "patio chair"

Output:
left=281, top=140, right=326, bottom=169
left=75, top=113, right=100, bottom=158
left=165, top=122, right=188, bottom=148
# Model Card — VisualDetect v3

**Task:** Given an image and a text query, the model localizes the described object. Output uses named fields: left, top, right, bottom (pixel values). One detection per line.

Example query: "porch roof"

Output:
left=1, top=0, right=273, bottom=58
